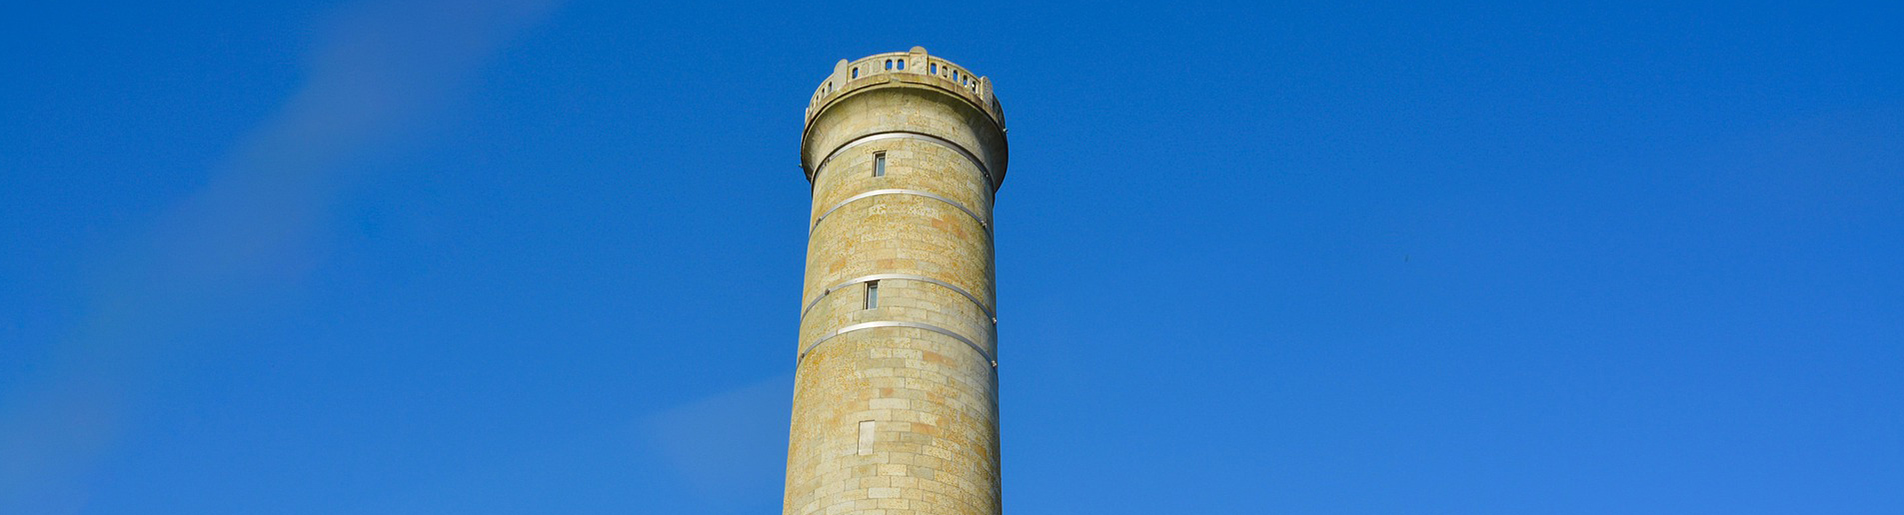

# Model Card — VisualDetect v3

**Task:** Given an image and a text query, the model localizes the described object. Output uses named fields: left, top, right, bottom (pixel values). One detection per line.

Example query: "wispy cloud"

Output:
left=646, top=375, right=793, bottom=511
left=0, top=1, right=560, bottom=511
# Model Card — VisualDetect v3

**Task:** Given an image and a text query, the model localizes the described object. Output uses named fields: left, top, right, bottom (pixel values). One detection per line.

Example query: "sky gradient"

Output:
left=3, top=1, right=1901, bottom=513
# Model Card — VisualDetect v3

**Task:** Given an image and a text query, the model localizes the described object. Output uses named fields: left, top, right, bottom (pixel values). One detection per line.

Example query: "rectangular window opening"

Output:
left=857, top=420, right=876, bottom=455
left=864, top=281, right=880, bottom=309
left=873, top=152, right=886, bottom=177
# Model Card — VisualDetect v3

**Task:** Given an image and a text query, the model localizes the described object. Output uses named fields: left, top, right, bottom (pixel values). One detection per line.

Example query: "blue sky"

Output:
left=3, top=1, right=1900, bottom=513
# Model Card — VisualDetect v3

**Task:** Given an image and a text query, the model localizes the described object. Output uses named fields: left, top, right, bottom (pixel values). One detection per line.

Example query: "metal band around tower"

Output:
left=799, top=320, right=996, bottom=367
left=812, top=131, right=997, bottom=191
left=800, top=273, right=997, bottom=321
left=811, top=189, right=990, bottom=232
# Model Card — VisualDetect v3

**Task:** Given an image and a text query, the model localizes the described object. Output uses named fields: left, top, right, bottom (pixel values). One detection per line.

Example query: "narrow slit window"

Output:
left=864, top=281, right=879, bottom=309
left=872, top=152, right=886, bottom=177
left=852, top=68, right=859, bottom=79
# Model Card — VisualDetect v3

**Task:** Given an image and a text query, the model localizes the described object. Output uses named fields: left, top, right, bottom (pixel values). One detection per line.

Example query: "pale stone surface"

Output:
left=785, top=48, right=1009, bottom=515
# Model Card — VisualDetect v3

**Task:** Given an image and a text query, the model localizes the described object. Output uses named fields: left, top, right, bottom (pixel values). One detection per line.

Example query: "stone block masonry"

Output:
left=784, top=47, right=1010, bottom=515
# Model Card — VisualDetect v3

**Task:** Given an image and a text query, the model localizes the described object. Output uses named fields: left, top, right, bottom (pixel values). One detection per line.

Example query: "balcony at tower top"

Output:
left=804, top=47, right=1005, bottom=130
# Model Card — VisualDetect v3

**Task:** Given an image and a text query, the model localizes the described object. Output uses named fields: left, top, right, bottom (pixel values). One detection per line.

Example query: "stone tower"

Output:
left=784, top=47, right=1009, bottom=515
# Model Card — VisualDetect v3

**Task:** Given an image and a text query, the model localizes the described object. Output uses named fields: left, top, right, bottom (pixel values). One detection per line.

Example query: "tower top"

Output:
left=802, top=47, right=1006, bottom=131
left=800, top=47, right=1009, bottom=188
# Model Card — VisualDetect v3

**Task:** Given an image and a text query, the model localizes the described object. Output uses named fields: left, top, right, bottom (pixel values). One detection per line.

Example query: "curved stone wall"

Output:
left=784, top=47, right=1009, bottom=515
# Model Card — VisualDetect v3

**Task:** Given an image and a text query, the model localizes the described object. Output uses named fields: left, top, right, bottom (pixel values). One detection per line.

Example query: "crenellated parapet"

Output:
left=803, top=46, right=1006, bottom=131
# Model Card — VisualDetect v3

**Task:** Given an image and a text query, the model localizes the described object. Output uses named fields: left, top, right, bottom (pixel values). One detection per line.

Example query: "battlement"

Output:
left=804, top=47, right=1005, bottom=130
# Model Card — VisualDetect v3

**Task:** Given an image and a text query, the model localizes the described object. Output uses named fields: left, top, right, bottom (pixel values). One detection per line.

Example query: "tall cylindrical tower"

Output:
left=785, top=47, right=1009, bottom=515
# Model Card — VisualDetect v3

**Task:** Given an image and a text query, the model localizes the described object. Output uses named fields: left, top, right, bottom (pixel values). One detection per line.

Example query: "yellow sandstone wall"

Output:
left=785, top=47, right=1010, bottom=515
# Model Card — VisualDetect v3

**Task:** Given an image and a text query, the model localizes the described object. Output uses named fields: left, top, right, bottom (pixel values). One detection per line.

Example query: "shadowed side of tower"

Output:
left=785, top=47, right=1009, bottom=515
